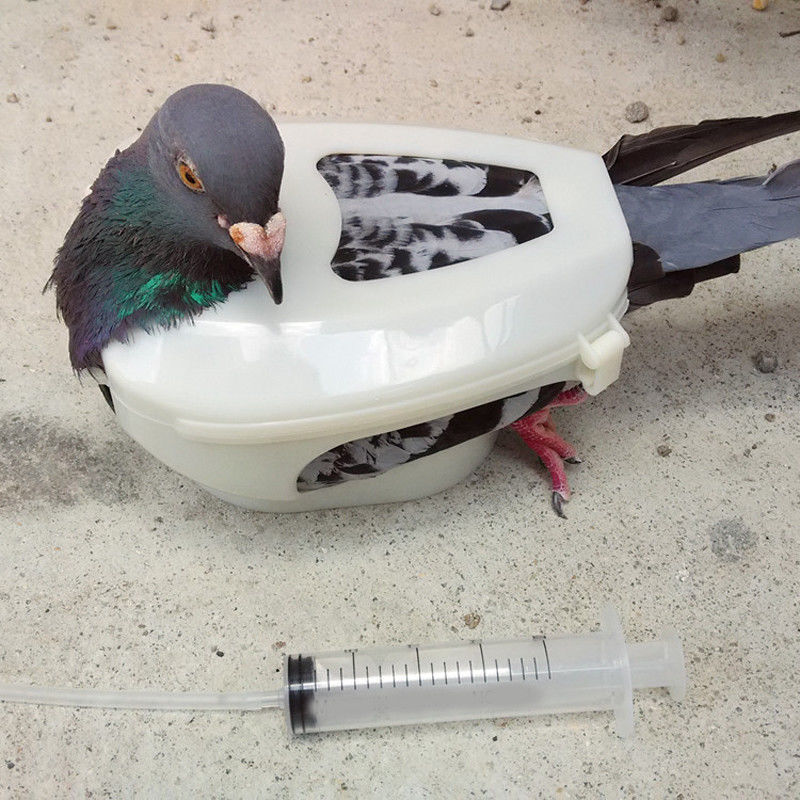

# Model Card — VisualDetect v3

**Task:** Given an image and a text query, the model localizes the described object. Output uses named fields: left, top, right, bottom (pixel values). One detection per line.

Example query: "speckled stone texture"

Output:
left=2, top=1, right=800, bottom=797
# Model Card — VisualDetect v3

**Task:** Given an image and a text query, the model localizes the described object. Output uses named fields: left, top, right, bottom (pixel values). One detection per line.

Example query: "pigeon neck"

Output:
left=50, top=152, right=252, bottom=372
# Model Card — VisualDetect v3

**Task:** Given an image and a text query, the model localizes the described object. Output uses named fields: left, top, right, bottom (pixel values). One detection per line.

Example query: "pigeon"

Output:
left=47, top=84, right=286, bottom=376
left=47, top=84, right=800, bottom=515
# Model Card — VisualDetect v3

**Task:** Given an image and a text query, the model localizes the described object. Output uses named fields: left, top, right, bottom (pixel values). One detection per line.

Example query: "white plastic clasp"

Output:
left=576, top=314, right=630, bottom=396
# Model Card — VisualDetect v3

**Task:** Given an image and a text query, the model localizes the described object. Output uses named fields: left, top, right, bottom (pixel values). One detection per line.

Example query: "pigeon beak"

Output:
left=228, top=212, right=286, bottom=304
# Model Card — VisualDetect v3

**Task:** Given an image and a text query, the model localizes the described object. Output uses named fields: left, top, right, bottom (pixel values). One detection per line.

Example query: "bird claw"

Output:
left=510, top=386, right=588, bottom=516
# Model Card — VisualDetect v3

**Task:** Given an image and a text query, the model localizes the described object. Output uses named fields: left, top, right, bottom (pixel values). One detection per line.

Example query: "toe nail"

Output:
left=551, top=491, right=567, bottom=519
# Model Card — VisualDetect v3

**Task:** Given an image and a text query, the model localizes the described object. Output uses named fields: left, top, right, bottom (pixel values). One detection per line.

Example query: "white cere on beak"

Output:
left=265, top=211, right=286, bottom=238
left=217, top=214, right=231, bottom=230
left=229, top=212, right=285, bottom=261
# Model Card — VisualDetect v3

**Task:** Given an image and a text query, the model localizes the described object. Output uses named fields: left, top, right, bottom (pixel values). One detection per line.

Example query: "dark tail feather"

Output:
left=627, top=244, right=740, bottom=311
left=604, top=110, right=800, bottom=186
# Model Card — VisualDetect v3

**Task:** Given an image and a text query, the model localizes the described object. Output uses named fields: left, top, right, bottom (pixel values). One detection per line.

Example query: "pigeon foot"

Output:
left=510, top=387, right=588, bottom=517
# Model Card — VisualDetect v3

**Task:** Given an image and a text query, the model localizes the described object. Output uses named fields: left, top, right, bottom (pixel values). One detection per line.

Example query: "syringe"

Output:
left=0, top=606, right=684, bottom=738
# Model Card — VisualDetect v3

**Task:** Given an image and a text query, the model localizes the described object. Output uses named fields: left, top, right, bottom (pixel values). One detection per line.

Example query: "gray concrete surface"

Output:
left=2, top=1, right=800, bottom=797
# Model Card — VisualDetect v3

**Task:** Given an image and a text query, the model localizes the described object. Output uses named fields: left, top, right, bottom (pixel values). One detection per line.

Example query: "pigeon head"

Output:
left=142, top=84, right=286, bottom=301
left=48, top=84, right=286, bottom=372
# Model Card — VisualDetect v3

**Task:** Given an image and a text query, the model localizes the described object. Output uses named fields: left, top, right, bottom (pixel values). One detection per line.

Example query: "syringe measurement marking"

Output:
left=378, top=665, right=383, bottom=688
left=339, top=667, right=344, bottom=691
left=534, top=657, right=538, bottom=680
left=443, top=662, right=448, bottom=685
left=365, top=665, right=370, bottom=689
left=542, top=638, right=552, bottom=679
left=456, top=661, right=462, bottom=684
left=415, top=648, right=422, bottom=686
left=508, top=658, right=513, bottom=681
left=314, top=668, right=318, bottom=692
left=520, top=658, right=526, bottom=680
left=430, top=663, right=435, bottom=686
left=479, top=643, right=487, bottom=683
left=495, top=659, right=500, bottom=682
left=391, top=664, right=396, bottom=688
left=352, top=652, right=357, bottom=690
left=469, top=660, right=474, bottom=684
left=404, top=664, right=409, bottom=687
left=325, top=668, right=329, bottom=691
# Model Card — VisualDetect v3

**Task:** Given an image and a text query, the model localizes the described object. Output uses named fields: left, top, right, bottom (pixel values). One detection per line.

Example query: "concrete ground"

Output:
left=2, top=1, right=800, bottom=797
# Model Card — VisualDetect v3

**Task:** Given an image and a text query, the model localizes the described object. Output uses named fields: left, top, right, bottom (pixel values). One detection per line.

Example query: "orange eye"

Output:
left=177, top=161, right=205, bottom=192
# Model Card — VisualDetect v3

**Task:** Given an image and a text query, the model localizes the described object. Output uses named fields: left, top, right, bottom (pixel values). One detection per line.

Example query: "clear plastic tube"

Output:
left=0, top=685, right=282, bottom=712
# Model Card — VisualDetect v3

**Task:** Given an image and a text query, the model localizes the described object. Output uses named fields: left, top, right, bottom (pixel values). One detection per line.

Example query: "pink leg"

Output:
left=509, top=387, right=587, bottom=518
left=547, top=385, right=588, bottom=409
left=512, top=410, right=578, bottom=462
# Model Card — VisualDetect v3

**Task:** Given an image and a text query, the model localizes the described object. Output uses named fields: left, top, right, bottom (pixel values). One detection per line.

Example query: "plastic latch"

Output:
left=575, top=314, right=630, bottom=396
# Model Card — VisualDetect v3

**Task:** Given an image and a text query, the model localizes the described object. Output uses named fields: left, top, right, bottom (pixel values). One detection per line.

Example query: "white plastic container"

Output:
left=100, top=123, right=633, bottom=511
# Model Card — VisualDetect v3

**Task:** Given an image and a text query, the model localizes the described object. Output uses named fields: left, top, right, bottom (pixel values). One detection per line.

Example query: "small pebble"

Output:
left=764, top=413, right=775, bottom=422
left=6, top=92, right=19, bottom=103
left=754, top=351, right=778, bottom=373
left=677, top=34, right=686, bottom=45
left=490, top=0, right=510, bottom=9
left=521, top=116, right=533, bottom=123
left=272, top=640, right=286, bottom=650
left=657, top=444, right=672, bottom=457
left=752, top=0, right=769, bottom=9
left=715, top=53, right=726, bottom=63
left=106, top=20, right=118, bottom=30
left=661, top=5, right=678, bottom=21
left=429, top=79, right=439, bottom=88
left=301, top=75, right=312, bottom=83
left=429, top=3, right=441, bottom=15
left=216, top=650, right=224, bottom=657
left=84, top=12, right=96, bottom=25
left=465, top=27, right=475, bottom=37
left=201, top=18, right=216, bottom=33
left=463, top=612, right=481, bottom=629
left=625, top=101, right=649, bottom=123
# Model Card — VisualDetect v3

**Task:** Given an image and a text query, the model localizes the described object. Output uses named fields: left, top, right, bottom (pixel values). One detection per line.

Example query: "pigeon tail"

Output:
left=604, top=110, right=800, bottom=186
left=621, top=160, right=800, bottom=309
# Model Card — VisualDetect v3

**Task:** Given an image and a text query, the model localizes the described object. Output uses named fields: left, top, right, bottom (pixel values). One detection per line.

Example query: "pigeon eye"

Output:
left=177, top=161, right=205, bottom=192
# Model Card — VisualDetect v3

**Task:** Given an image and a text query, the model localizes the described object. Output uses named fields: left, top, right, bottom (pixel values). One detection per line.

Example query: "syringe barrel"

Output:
left=284, top=609, right=679, bottom=737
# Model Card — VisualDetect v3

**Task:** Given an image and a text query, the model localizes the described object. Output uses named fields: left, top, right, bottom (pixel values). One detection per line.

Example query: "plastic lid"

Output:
left=102, top=123, right=632, bottom=444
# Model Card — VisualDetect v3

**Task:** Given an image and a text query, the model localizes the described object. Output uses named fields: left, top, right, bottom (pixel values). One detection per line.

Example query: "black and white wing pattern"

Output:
left=297, top=383, right=565, bottom=492
left=317, top=155, right=553, bottom=281
left=297, top=154, right=558, bottom=492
